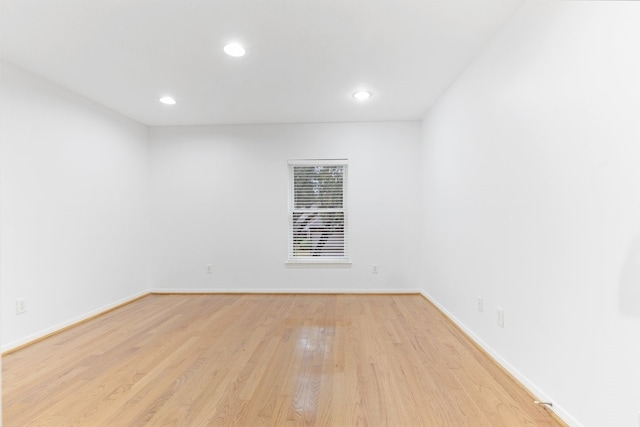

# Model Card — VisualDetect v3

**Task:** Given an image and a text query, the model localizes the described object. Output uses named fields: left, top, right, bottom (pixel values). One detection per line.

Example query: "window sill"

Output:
left=286, top=258, right=352, bottom=266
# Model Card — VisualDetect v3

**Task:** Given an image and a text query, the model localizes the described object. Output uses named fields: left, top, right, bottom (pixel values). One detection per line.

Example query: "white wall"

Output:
left=149, top=122, right=422, bottom=293
left=0, top=62, right=150, bottom=350
left=420, top=2, right=640, bottom=426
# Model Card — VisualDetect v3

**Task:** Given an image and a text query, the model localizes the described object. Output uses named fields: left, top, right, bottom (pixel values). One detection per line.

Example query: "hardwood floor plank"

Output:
left=2, top=294, right=564, bottom=426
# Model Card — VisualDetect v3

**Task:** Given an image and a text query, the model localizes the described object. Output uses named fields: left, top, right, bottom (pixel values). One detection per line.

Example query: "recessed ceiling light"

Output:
left=159, top=96, right=176, bottom=105
left=352, top=90, right=372, bottom=101
left=224, top=42, right=246, bottom=57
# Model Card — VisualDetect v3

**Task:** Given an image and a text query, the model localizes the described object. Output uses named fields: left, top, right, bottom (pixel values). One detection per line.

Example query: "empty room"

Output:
left=1, top=0, right=639, bottom=426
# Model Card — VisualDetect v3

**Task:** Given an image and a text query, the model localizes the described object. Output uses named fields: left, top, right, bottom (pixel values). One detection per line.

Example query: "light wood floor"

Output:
left=3, top=294, right=563, bottom=426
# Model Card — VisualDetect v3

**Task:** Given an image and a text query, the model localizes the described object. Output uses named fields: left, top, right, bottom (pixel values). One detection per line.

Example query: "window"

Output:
left=288, top=159, right=348, bottom=263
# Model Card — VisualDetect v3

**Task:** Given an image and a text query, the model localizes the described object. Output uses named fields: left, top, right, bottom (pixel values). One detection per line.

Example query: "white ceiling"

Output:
left=0, top=0, right=522, bottom=126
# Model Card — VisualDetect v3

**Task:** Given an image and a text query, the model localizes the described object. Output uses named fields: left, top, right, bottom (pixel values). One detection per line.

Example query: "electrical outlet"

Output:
left=206, top=264, right=213, bottom=274
left=477, top=297, right=483, bottom=313
left=372, top=264, right=378, bottom=274
left=16, top=298, right=27, bottom=314
left=496, top=307, right=504, bottom=328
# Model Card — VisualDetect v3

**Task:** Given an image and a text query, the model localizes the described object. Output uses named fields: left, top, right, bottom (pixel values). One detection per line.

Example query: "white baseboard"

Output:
left=420, top=290, right=581, bottom=427
left=151, top=288, right=420, bottom=294
left=1, top=290, right=149, bottom=354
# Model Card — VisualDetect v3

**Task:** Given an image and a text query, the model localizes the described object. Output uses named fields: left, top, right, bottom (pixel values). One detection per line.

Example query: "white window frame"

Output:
left=287, top=159, right=349, bottom=264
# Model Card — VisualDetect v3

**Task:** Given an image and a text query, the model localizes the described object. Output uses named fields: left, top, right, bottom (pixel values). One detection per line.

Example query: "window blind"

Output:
left=288, top=160, right=348, bottom=262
